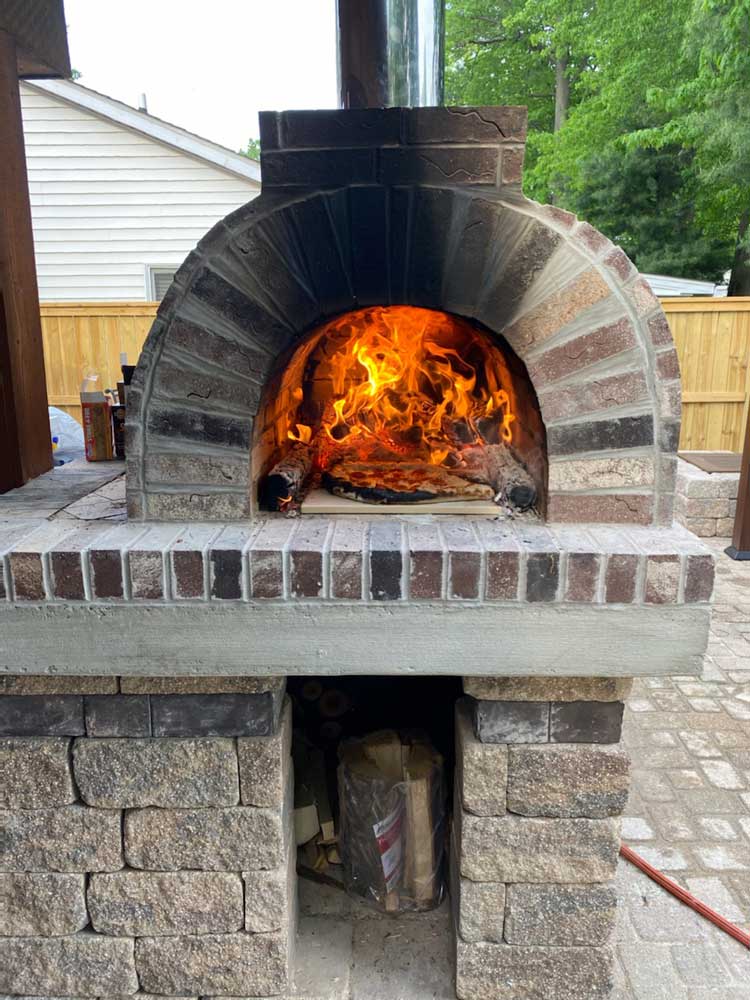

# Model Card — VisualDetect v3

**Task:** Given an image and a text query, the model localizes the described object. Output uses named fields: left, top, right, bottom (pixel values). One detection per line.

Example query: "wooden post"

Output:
left=0, top=28, right=52, bottom=492
left=726, top=396, right=750, bottom=559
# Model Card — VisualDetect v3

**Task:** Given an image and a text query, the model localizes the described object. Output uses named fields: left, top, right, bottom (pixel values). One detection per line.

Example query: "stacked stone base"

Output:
left=453, top=677, right=631, bottom=1000
left=0, top=676, right=296, bottom=999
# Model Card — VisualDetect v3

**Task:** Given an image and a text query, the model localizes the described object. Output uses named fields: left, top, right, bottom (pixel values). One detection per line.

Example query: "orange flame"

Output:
left=285, top=306, right=515, bottom=468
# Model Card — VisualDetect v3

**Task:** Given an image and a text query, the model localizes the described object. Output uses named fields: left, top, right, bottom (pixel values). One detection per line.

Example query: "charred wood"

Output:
left=258, top=442, right=314, bottom=511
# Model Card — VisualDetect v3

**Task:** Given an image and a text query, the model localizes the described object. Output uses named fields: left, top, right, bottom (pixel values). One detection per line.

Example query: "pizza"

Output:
left=323, top=460, right=495, bottom=504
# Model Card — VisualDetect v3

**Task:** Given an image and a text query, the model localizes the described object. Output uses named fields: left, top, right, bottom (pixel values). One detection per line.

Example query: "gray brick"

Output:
left=474, top=700, right=550, bottom=744
left=84, top=695, right=151, bottom=738
left=550, top=701, right=624, bottom=744
left=0, top=696, right=84, bottom=737
left=151, top=690, right=283, bottom=737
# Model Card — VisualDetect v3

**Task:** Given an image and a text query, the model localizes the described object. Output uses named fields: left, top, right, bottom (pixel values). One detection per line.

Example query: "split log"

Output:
left=258, top=442, right=313, bottom=510
left=458, top=443, right=537, bottom=510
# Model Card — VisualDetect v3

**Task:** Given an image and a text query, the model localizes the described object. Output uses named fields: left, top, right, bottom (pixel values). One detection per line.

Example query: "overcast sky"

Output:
left=64, top=0, right=338, bottom=152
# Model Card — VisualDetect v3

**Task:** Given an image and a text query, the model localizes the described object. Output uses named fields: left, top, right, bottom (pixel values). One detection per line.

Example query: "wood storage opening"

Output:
left=338, top=730, right=447, bottom=913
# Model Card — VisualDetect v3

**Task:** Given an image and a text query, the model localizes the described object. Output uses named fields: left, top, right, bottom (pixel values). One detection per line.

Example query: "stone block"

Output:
left=458, top=813, right=620, bottom=883
left=0, top=738, right=75, bottom=807
left=456, top=940, right=613, bottom=1000
left=125, top=806, right=285, bottom=871
left=0, top=873, right=87, bottom=935
left=135, top=932, right=288, bottom=997
left=550, top=702, right=624, bottom=744
left=457, top=878, right=506, bottom=944
left=73, top=737, right=238, bottom=808
left=507, top=744, right=630, bottom=818
left=88, top=870, right=244, bottom=936
left=504, top=884, right=617, bottom=946
left=463, top=677, right=631, bottom=703
left=0, top=696, right=84, bottom=737
left=84, top=695, right=151, bottom=737
left=238, top=698, right=292, bottom=807
left=151, top=690, right=283, bottom=737
left=120, top=676, right=284, bottom=695
left=0, top=806, right=122, bottom=872
left=244, top=827, right=294, bottom=933
left=456, top=699, right=507, bottom=816
left=474, top=700, right=549, bottom=744
left=0, top=932, right=138, bottom=996
left=0, top=676, right=117, bottom=694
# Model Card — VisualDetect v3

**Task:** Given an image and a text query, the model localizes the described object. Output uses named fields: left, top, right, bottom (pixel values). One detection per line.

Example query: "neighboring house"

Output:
left=643, top=273, right=727, bottom=297
left=20, top=78, right=261, bottom=302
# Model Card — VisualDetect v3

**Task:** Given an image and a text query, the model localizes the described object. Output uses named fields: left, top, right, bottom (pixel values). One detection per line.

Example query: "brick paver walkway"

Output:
left=616, top=537, right=750, bottom=998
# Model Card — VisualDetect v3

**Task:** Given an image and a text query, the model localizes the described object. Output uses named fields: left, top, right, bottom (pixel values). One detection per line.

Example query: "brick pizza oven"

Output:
left=0, top=4, right=714, bottom=1000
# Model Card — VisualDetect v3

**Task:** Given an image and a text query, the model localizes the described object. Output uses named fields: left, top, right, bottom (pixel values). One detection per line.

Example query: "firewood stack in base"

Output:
left=338, top=730, right=446, bottom=913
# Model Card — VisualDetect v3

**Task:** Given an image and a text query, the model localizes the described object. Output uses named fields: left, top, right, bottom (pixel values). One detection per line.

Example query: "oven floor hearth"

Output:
left=300, top=487, right=533, bottom=518
left=293, top=881, right=455, bottom=1000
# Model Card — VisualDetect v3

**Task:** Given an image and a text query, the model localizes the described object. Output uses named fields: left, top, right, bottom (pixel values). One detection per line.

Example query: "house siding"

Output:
left=20, top=85, right=260, bottom=302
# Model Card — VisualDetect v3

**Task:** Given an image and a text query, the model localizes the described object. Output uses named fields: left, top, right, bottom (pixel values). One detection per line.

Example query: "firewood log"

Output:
left=457, top=443, right=537, bottom=510
left=258, top=442, right=313, bottom=510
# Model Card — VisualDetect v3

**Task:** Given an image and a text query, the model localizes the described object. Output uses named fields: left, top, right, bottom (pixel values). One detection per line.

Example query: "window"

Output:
left=146, top=266, right=177, bottom=301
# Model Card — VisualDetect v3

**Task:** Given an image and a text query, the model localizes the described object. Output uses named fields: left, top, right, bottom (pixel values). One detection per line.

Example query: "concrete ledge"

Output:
left=0, top=602, right=709, bottom=677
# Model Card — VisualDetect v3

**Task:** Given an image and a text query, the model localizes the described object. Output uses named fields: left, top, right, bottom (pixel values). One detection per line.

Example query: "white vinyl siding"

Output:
left=21, top=86, right=260, bottom=301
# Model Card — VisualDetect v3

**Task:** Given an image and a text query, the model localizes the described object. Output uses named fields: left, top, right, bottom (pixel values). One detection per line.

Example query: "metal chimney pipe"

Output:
left=336, top=0, right=445, bottom=109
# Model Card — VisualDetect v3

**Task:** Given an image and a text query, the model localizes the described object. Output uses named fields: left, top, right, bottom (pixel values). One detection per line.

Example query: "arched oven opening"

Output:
left=254, top=305, right=547, bottom=516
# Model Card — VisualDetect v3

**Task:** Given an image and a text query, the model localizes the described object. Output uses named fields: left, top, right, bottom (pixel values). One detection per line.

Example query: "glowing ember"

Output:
left=287, top=306, right=516, bottom=469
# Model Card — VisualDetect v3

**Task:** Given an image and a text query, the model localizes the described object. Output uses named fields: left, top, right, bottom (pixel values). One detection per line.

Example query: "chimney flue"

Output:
left=336, top=0, right=444, bottom=109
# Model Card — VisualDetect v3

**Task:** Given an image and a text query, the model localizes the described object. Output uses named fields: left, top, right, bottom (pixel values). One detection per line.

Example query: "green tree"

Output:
left=446, top=0, right=738, bottom=285
left=240, top=137, right=261, bottom=161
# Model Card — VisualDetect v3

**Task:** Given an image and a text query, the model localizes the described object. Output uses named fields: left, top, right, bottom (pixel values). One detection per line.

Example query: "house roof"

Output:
left=23, top=78, right=262, bottom=184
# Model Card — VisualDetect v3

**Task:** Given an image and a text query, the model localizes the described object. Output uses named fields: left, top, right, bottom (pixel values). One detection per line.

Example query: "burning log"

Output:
left=458, top=443, right=537, bottom=511
left=258, top=442, right=314, bottom=511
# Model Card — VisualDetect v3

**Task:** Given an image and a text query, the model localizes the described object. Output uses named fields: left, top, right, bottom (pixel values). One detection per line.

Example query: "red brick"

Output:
left=566, top=552, right=600, bottom=602
left=684, top=554, right=714, bottom=603
left=501, top=145, right=525, bottom=184
left=645, top=554, right=680, bottom=604
left=548, top=493, right=654, bottom=526
left=604, top=554, right=638, bottom=604
left=528, top=318, right=636, bottom=388
left=485, top=551, right=520, bottom=601
left=50, top=551, right=85, bottom=600
left=172, top=550, right=205, bottom=599
left=8, top=552, right=45, bottom=601
left=289, top=521, right=328, bottom=598
left=574, top=222, right=611, bottom=256
left=542, top=205, right=577, bottom=230
left=656, top=348, right=680, bottom=380
left=538, top=370, right=648, bottom=422
left=602, top=247, right=636, bottom=283
left=647, top=313, right=674, bottom=347
left=628, top=277, right=661, bottom=317
left=89, top=550, right=124, bottom=599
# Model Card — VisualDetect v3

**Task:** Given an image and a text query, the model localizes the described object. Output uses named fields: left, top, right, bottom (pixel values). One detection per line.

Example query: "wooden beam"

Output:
left=0, top=29, right=52, bottom=492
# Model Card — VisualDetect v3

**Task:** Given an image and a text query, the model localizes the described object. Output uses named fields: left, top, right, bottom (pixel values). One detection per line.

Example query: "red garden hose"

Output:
left=620, top=844, right=750, bottom=949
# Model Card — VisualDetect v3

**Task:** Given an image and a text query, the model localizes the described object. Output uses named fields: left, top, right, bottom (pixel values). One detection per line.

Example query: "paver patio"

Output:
left=615, top=536, right=750, bottom=999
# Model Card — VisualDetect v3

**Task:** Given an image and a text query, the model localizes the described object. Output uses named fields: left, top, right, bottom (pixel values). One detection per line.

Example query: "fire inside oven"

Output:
left=256, top=306, right=546, bottom=513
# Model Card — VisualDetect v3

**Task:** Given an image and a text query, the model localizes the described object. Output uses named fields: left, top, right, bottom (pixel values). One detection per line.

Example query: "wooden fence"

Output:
left=663, top=296, right=750, bottom=452
left=41, top=302, right=157, bottom=424
left=41, top=297, right=750, bottom=453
